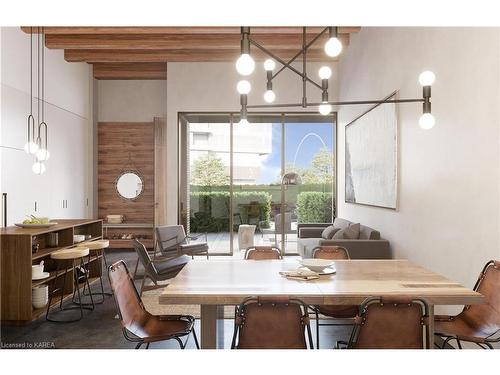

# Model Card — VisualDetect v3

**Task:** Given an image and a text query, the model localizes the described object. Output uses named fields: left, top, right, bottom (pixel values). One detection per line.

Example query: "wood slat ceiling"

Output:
left=21, top=27, right=360, bottom=80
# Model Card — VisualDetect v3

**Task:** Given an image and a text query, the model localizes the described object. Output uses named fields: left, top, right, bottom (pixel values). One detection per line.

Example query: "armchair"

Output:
left=156, top=225, right=209, bottom=259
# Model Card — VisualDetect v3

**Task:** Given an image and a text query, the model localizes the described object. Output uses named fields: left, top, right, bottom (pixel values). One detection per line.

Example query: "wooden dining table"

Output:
left=158, top=259, right=484, bottom=349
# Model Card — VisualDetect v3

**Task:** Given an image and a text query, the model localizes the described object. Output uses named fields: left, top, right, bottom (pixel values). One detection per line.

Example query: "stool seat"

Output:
left=51, top=247, right=89, bottom=260
left=85, top=240, right=110, bottom=250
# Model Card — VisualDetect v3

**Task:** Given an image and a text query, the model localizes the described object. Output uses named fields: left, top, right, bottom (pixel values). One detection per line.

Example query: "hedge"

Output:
left=190, top=191, right=272, bottom=232
left=296, top=191, right=333, bottom=223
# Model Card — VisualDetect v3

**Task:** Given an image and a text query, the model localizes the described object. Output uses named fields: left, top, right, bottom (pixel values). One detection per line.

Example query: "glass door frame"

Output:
left=178, top=111, right=337, bottom=256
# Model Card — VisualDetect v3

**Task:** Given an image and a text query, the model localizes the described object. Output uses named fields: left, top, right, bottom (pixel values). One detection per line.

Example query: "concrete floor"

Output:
left=0, top=250, right=352, bottom=349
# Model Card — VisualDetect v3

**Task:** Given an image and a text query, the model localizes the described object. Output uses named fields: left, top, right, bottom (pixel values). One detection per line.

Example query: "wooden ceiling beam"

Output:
left=92, top=62, right=167, bottom=80
left=45, top=33, right=349, bottom=50
left=22, top=26, right=360, bottom=35
left=65, top=49, right=340, bottom=63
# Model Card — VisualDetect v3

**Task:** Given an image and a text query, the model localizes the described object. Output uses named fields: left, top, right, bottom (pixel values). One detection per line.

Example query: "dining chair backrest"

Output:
left=108, top=260, right=151, bottom=337
left=349, top=296, right=429, bottom=349
left=156, top=225, right=186, bottom=255
left=313, top=246, right=350, bottom=260
left=232, top=296, right=313, bottom=349
left=460, top=260, right=500, bottom=334
left=245, top=246, right=282, bottom=260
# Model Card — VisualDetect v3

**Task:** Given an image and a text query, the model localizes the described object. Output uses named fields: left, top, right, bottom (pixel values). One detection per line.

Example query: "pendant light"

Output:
left=24, top=27, right=39, bottom=155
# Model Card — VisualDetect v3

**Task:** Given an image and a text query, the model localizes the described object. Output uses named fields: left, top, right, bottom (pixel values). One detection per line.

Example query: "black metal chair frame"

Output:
left=82, top=247, right=112, bottom=304
left=231, top=296, right=314, bottom=349
left=336, top=296, right=431, bottom=349
left=244, top=246, right=282, bottom=259
left=434, top=260, right=500, bottom=350
left=108, top=260, right=200, bottom=349
left=46, top=256, right=95, bottom=323
left=308, top=245, right=355, bottom=349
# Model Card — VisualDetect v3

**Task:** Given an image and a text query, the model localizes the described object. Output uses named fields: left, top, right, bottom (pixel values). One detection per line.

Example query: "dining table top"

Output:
left=158, top=259, right=484, bottom=306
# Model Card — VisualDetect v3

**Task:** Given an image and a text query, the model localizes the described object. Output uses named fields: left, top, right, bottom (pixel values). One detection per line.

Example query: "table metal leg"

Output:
left=201, top=305, right=217, bottom=349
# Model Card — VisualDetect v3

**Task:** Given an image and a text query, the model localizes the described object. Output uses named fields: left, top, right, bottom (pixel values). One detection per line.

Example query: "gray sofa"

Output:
left=297, top=218, right=391, bottom=259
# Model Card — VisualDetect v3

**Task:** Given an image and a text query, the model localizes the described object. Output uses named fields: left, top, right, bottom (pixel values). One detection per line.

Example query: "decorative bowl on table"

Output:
left=298, top=259, right=335, bottom=273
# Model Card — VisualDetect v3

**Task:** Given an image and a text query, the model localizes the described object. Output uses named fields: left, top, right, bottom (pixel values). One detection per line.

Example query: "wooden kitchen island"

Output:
left=0, top=219, right=103, bottom=324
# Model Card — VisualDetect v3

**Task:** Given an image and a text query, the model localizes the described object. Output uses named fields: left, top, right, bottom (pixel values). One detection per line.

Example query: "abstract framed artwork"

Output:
left=345, top=91, right=398, bottom=209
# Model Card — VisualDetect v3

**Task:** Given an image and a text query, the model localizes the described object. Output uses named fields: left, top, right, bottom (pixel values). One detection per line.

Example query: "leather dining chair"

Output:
left=244, top=245, right=282, bottom=260
left=338, top=296, right=431, bottom=349
left=310, top=246, right=359, bottom=349
left=231, top=296, right=314, bottom=349
left=434, top=260, right=500, bottom=349
left=133, top=239, right=190, bottom=296
left=108, top=260, right=199, bottom=349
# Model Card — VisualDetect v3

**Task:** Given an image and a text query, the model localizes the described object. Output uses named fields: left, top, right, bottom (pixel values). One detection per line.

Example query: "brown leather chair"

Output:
left=310, top=246, right=358, bottom=349
left=244, top=245, right=282, bottom=260
left=340, top=296, right=430, bottom=349
left=434, top=260, right=500, bottom=349
left=108, top=260, right=199, bottom=349
left=231, top=296, right=314, bottom=349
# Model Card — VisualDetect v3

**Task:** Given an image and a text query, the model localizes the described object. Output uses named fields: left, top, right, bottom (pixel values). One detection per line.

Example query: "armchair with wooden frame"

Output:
left=156, top=225, right=209, bottom=259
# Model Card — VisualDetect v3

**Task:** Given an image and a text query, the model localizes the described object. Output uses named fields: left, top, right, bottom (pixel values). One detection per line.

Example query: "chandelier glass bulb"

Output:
left=324, top=37, right=343, bottom=57
left=32, top=161, right=46, bottom=175
left=419, top=71, right=435, bottom=86
left=36, top=148, right=50, bottom=161
left=263, top=89, right=276, bottom=103
left=318, top=66, right=332, bottom=80
left=236, top=53, right=255, bottom=76
left=237, top=80, right=252, bottom=95
left=318, top=103, right=332, bottom=116
left=238, top=118, right=250, bottom=126
left=24, top=141, right=39, bottom=155
left=264, top=59, right=276, bottom=71
left=419, top=113, right=435, bottom=129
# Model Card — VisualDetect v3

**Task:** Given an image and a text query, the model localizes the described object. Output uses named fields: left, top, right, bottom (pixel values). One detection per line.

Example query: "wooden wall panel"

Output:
left=98, top=122, right=154, bottom=223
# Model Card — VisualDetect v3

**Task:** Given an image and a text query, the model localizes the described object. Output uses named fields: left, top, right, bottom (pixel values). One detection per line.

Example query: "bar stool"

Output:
left=46, top=246, right=95, bottom=323
left=81, top=240, right=112, bottom=303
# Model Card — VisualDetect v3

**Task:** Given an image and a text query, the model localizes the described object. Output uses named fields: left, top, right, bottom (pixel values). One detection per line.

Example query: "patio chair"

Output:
left=261, top=212, right=294, bottom=246
left=133, top=239, right=190, bottom=296
left=231, top=296, right=314, bottom=349
left=156, top=224, right=209, bottom=259
left=309, top=246, right=358, bottom=349
left=108, top=260, right=199, bottom=349
left=337, top=296, right=431, bottom=349
left=434, top=260, right=500, bottom=349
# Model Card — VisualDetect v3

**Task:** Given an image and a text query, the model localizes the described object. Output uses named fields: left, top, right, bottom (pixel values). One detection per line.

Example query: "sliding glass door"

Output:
left=179, top=113, right=335, bottom=256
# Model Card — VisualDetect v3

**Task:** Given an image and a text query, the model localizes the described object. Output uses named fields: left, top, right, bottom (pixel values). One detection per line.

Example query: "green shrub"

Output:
left=189, top=191, right=272, bottom=232
left=296, top=191, right=333, bottom=223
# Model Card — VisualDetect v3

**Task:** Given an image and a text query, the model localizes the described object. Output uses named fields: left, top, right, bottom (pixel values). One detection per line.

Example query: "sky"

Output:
left=256, top=122, right=335, bottom=184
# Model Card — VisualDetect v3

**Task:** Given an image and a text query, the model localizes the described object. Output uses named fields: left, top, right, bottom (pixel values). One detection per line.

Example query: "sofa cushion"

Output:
left=332, top=223, right=360, bottom=240
left=321, top=225, right=340, bottom=240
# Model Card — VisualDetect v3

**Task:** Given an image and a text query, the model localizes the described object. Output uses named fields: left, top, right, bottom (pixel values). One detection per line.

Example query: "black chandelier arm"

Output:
left=245, top=97, right=425, bottom=109
left=248, top=38, right=323, bottom=90
left=270, top=27, right=329, bottom=81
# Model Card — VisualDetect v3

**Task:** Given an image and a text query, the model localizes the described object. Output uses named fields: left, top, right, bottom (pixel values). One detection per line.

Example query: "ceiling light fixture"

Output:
left=235, top=26, right=436, bottom=130
left=24, top=27, right=38, bottom=155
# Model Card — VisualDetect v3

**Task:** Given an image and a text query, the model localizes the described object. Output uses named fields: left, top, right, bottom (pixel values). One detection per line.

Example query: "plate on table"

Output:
left=298, top=266, right=336, bottom=276
left=15, top=222, right=58, bottom=228
left=32, top=272, right=50, bottom=280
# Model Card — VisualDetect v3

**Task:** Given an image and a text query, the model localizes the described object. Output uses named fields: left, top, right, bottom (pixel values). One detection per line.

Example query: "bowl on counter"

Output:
left=73, top=235, right=86, bottom=243
left=298, top=259, right=335, bottom=273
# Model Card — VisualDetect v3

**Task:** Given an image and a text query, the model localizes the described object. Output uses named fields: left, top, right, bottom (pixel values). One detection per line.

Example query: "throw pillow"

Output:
left=321, top=225, right=340, bottom=239
left=332, top=223, right=361, bottom=240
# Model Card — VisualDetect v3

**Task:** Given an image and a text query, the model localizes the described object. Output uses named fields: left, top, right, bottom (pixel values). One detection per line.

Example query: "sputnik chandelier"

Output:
left=235, top=26, right=436, bottom=129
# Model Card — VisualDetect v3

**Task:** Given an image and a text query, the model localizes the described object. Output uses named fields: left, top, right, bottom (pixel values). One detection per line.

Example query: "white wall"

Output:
left=166, top=61, right=338, bottom=223
left=337, top=27, right=500, bottom=307
left=97, top=80, right=167, bottom=122
left=0, top=27, right=92, bottom=223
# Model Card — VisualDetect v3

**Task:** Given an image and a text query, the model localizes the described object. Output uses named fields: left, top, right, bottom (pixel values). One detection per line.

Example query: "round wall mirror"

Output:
left=116, top=172, right=144, bottom=200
